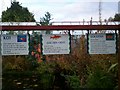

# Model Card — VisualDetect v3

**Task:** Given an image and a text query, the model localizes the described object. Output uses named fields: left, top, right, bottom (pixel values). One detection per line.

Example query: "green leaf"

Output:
left=108, top=63, right=118, bottom=73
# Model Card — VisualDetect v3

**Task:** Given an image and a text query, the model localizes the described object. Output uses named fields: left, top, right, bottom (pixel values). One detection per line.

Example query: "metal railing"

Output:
left=0, top=21, right=120, bottom=26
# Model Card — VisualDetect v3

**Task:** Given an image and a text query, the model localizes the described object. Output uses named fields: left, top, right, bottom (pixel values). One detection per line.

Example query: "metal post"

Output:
left=68, top=30, right=71, bottom=54
left=0, top=28, right=2, bottom=90
left=27, top=31, right=30, bottom=55
left=118, top=29, right=120, bottom=90
left=40, top=35, right=46, bottom=62
left=87, top=30, right=89, bottom=54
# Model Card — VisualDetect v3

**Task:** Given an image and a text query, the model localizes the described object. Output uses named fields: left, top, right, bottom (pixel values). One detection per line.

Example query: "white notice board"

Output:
left=88, top=33, right=116, bottom=54
left=42, top=34, right=70, bottom=55
left=1, top=35, right=29, bottom=55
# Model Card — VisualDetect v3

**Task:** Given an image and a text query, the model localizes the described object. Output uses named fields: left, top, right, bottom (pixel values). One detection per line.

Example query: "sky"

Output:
left=0, top=0, right=120, bottom=22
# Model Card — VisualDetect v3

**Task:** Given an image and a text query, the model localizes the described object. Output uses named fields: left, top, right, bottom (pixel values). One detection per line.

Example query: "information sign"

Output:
left=42, top=34, right=70, bottom=55
left=88, top=33, right=116, bottom=54
left=1, top=35, right=29, bottom=55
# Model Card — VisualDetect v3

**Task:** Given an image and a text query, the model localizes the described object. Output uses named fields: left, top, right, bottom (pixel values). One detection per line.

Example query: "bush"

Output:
left=3, top=56, right=33, bottom=71
left=86, top=65, right=116, bottom=89
left=36, top=62, right=56, bottom=89
left=65, top=74, right=81, bottom=89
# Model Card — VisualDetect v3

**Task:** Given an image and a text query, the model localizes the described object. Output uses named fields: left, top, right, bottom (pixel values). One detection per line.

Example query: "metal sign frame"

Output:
left=1, top=24, right=120, bottom=89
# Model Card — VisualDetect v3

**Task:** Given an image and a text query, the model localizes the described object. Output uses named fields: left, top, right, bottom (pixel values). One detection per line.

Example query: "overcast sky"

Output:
left=0, top=0, right=120, bottom=22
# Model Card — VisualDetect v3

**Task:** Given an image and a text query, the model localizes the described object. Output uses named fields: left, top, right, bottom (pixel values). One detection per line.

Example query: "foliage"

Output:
left=2, top=1, right=35, bottom=22
left=2, top=56, right=33, bottom=71
left=65, top=74, right=81, bottom=89
left=108, top=17, right=114, bottom=21
left=108, top=63, right=118, bottom=73
left=36, top=62, right=57, bottom=89
left=2, top=71, right=41, bottom=89
left=2, top=1, right=35, bottom=35
left=40, top=12, right=53, bottom=26
left=28, top=32, right=42, bottom=63
left=36, top=62, right=55, bottom=74
left=39, top=12, right=53, bottom=34
left=2, top=1, right=117, bottom=89
left=2, top=34, right=118, bottom=89
left=86, top=63, right=117, bottom=89
left=3, top=62, right=56, bottom=89
left=108, top=13, right=120, bottom=21
left=114, top=13, right=120, bottom=21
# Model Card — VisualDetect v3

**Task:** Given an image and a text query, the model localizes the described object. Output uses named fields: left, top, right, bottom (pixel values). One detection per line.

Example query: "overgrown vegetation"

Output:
left=2, top=35, right=118, bottom=90
left=2, top=1, right=119, bottom=90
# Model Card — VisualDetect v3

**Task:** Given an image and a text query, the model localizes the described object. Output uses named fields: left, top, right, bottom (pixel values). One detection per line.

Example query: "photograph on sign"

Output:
left=1, top=35, right=29, bottom=55
left=42, top=34, right=70, bottom=55
left=88, top=33, right=116, bottom=54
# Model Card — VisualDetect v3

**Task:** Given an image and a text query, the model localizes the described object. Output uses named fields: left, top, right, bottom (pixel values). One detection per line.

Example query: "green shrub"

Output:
left=65, top=74, right=81, bottom=89
left=86, top=65, right=116, bottom=89
left=36, top=62, right=56, bottom=89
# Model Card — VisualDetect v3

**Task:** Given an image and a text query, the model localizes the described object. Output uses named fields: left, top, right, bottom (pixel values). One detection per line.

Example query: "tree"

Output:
left=108, top=17, right=114, bottom=21
left=2, top=1, right=35, bottom=22
left=39, top=12, right=53, bottom=34
left=2, top=1, right=35, bottom=34
left=2, top=1, right=37, bottom=72
left=113, top=13, right=120, bottom=21
left=40, top=12, right=53, bottom=25
left=108, top=13, right=120, bottom=21
left=30, top=12, right=53, bottom=62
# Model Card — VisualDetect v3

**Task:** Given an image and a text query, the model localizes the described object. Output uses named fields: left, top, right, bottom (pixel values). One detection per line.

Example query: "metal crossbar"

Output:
left=0, top=21, right=120, bottom=26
